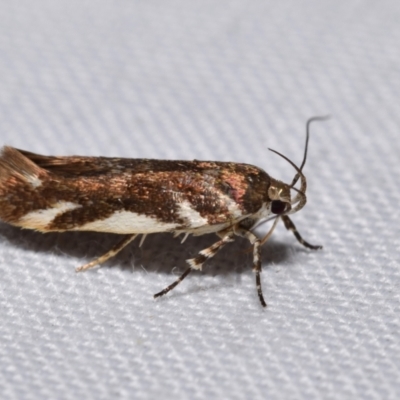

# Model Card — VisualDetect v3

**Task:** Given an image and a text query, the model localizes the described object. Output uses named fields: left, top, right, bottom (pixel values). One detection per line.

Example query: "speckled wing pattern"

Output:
left=0, top=147, right=271, bottom=234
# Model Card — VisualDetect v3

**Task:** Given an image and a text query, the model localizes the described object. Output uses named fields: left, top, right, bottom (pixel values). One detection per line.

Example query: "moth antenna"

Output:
left=285, top=185, right=307, bottom=215
left=290, top=115, right=330, bottom=188
left=268, top=116, right=330, bottom=213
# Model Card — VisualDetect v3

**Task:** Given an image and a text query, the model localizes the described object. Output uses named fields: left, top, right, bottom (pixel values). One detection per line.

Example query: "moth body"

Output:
left=0, top=148, right=283, bottom=234
left=0, top=117, right=326, bottom=307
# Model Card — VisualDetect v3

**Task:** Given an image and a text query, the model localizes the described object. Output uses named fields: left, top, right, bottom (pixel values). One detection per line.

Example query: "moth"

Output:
left=0, top=117, right=326, bottom=307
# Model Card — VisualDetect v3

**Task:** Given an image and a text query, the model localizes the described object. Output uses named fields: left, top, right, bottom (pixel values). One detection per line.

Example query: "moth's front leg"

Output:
left=235, top=225, right=266, bottom=307
left=281, top=215, right=322, bottom=250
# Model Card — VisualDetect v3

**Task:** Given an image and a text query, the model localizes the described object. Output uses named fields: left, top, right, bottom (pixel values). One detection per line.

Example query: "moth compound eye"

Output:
left=271, top=200, right=286, bottom=214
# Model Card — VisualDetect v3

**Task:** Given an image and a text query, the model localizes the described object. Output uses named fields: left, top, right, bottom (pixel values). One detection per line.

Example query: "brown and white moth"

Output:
left=0, top=117, right=327, bottom=307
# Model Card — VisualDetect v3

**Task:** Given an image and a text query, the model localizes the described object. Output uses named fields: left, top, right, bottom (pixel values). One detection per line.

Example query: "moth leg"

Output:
left=281, top=215, right=322, bottom=250
left=186, top=232, right=235, bottom=271
left=154, top=232, right=235, bottom=300
left=139, top=234, right=147, bottom=247
left=153, top=267, right=192, bottom=299
left=76, top=234, right=138, bottom=272
left=235, top=227, right=266, bottom=307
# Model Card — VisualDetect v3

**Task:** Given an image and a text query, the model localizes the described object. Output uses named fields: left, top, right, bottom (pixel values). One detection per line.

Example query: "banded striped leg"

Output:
left=153, top=267, right=192, bottom=299
left=281, top=215, right=322, bottom=250
left=154, top=232, right=235, bottom=299
left=76, top=234, right=138, bottom=272
left=235, top=227, right=265, bottom=307
left=186, top=232, right=235, bottom=271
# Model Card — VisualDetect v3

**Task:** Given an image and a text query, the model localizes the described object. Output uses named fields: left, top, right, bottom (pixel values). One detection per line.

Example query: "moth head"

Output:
left=268, top=149, right=307, bottom=216
left=268, top=179, right=293, bottom=215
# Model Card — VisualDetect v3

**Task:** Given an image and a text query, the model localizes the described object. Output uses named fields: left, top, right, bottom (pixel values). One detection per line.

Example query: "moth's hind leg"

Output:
left=154, top=231, right=235, bottom=300
left=76, top=234, right=138, bottom=272
left=281, top=215, right=322, bottom=250
left=235, top=226, right=266, bottom=307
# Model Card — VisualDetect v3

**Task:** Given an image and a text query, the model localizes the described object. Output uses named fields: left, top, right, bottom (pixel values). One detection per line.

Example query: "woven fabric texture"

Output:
left=0, top=1, right=399, bottom=399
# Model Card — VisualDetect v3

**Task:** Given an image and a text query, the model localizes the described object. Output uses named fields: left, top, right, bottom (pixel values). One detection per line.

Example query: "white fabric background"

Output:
left=0, top=1, right=399, bottom=399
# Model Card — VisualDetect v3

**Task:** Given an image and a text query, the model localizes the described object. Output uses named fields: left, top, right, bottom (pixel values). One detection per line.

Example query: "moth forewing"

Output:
left=0, top=117, right=326, bottom=307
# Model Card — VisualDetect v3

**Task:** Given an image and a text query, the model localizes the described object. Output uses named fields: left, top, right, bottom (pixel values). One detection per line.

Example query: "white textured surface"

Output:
left=1, top=1, right=400, bottom=399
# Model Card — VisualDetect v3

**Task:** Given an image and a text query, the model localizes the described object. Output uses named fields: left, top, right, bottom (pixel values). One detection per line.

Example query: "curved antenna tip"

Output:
left=307, top=115, right=331, bottom=125
left=308, top=115, right=331, bottom=120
